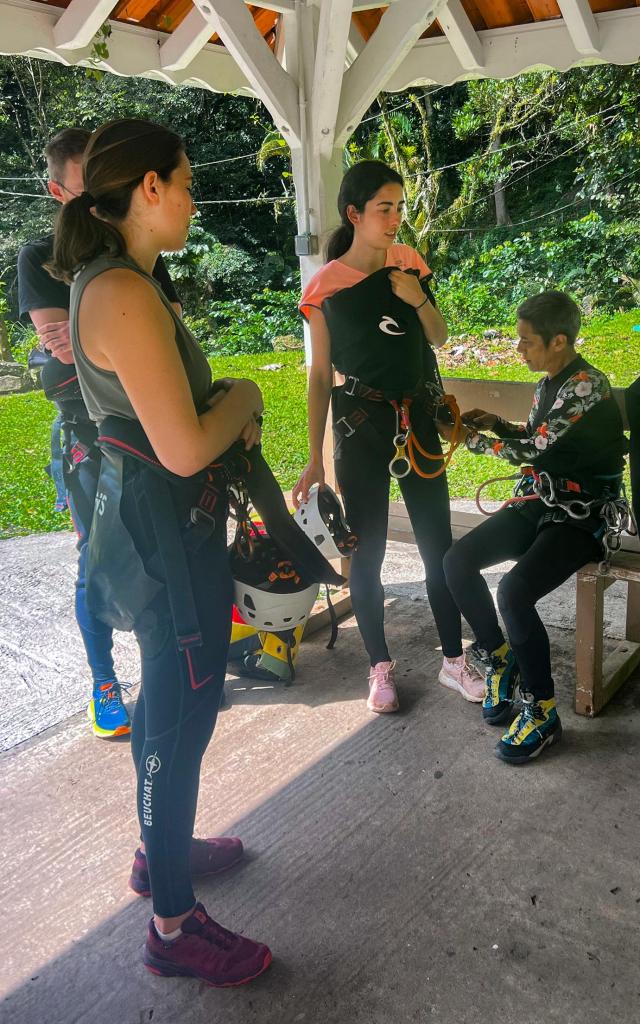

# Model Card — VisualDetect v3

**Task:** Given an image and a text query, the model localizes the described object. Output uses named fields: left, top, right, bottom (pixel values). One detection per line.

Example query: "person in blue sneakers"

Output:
left=18, top=128, right=181, bottom=739
left=441, top=291, right=626, bottom=763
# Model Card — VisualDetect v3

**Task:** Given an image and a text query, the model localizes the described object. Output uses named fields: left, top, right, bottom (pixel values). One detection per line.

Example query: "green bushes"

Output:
left=436, top=213, right=640, bottom=335
left=184, top=287, right=303, bottom=356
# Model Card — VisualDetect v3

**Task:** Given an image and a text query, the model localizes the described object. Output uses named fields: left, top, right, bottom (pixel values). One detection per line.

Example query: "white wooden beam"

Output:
left=439, top=0, right=484, bottom=70
left=311, top=0, right=352, bottom=154
left=557, top=0, right=601, bottom=55
left=335, top=0, right=448, bottom=146
left=53, top=0, right=116, bottom=50
left=160, top=8, right=214, bottom=71
left=385, top=8, right=640, bottom=90
left=199, top=0, right=300, bottom=142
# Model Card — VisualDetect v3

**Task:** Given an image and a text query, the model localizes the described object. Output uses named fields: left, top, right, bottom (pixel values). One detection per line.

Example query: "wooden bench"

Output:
left=575, top=550, right=640, bottom=716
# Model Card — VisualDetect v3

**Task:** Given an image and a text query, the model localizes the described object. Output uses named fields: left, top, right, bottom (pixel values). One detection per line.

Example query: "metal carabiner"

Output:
left=565, top=500, right=592, bottom=520
left=389, top=432, right=411, bottom=479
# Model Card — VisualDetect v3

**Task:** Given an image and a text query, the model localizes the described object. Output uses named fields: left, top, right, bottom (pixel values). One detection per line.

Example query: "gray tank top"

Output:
left=69, top=254, right=211, bottom=424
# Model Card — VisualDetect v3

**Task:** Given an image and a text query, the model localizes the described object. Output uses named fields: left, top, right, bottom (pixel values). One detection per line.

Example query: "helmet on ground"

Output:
left=230, top=527, right=318, bottom=633
left=294, top=484, right=356, bottom=560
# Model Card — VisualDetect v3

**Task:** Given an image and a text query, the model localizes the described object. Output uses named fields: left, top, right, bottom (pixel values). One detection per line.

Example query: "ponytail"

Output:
left=325, top=222, right=354, bottom=262
left=51, top=192, right=126, bottom=283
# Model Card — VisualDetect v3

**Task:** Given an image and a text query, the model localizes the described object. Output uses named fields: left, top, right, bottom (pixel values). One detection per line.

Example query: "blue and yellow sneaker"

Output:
left=495, top=694, right=562, bottom=764
left=482, top=642, right=520, bottom=725
left=87, top=681, right=131, bottom=738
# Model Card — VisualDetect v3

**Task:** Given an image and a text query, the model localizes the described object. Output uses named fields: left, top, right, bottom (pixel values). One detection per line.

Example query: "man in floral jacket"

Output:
left=440, top=291, right=626, bottom=763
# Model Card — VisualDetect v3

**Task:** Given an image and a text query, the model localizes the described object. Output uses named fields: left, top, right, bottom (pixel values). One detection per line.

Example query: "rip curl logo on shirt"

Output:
left=379, top=315, right=405, bottom=336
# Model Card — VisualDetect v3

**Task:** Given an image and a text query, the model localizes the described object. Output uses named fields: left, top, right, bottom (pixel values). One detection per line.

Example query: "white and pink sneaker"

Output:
left=367, top=660, right=399, bottom=713
left=438, top=654, right=485, bottom=703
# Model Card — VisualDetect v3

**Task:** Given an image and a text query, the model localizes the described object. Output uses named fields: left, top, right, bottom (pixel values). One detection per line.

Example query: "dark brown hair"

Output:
left=326, top=161, right=404, bottom=262
left=51, top=119, right=184, bottom=283
left=45, top=127, right=91, bottom=181
left=517, top=290, right=581, bottom=347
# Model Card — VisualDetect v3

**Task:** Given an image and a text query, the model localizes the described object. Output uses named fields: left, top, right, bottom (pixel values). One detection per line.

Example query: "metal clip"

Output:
left=389, top=432, right=411, bottom=479
left=344, top=376, right=358, bottom=397
left=335, top=416, right=355, bottom=438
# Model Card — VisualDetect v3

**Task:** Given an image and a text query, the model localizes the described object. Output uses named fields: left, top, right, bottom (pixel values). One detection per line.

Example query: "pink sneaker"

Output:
left=143, top=903, right=272, bottom=987
left=129, top=836, right=244, bottom=897
left=438, top=655, right=484, bottom=703
left=367, top=660, right=399, bottom=713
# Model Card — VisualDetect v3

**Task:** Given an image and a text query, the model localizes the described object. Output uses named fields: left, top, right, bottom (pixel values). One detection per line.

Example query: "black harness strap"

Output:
left=141, top=471, right=204, bottom=653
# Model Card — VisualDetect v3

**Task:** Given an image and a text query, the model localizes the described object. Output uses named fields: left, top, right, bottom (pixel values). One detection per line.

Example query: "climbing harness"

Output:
left=475, top=466, right=637, bottom=574
left=334, top=377, right=464, bottom=481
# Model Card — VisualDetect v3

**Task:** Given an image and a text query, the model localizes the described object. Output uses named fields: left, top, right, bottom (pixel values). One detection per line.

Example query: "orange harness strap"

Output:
left=392, top=395, right=464, bottom=480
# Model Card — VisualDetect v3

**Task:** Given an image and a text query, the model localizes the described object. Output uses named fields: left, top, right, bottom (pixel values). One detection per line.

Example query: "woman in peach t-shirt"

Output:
left=293, top=161, right=484, bottom=713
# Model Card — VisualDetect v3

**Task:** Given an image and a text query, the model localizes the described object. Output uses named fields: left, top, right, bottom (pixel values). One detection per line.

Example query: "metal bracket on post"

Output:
left=295, top=234, right=319, bottom=256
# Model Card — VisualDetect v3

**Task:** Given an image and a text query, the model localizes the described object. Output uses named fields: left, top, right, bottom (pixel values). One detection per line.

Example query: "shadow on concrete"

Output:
left=3, top=602, right=640, bottom=1024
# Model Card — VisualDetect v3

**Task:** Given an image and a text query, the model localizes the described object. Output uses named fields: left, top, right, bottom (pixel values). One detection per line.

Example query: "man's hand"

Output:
left=38, top=320, right=73, bottom=364
left=461, top=408, right=498, bottom=431
left=438, top=420, right=470, bottom=443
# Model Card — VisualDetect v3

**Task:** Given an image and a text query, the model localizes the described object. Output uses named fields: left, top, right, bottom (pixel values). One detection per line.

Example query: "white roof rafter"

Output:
left=438, top=0, right=485, bottom=71
left=556, top=0, right=601, bottom=56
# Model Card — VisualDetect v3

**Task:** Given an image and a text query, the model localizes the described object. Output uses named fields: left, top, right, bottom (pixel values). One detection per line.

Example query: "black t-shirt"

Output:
left=321, top=266, right=439, bottom=395
left=17, top=234, right=179, bottom=318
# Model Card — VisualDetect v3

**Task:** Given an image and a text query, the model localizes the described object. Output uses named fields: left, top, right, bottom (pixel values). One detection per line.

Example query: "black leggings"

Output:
left=126, top=498, right=233, bottom=919
left=443, top=508, right=600, bottom=700
left=334, top=397, right=462, bottom=665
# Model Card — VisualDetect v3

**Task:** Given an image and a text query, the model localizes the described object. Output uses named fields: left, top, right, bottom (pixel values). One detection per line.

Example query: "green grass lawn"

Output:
left=2, top=311, right=639, bottom=539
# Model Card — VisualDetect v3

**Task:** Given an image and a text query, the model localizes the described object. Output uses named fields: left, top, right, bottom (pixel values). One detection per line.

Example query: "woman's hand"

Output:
left=239, top=415, right=262, bottom=450
left=462, top=408, right=498, bottom=431
left=389, top=270, right=426, bottom=309
left=292, top=458, right=325, bottom=509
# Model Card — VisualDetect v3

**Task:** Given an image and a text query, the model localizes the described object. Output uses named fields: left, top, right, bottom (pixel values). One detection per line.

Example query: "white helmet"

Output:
left=233, top=579, right=318, bottom=633
left=294, top=484, right=356, bottom=560
left=230, top=526, right=319, bottom=633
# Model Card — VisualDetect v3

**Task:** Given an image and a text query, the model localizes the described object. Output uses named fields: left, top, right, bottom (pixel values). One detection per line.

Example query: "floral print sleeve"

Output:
left=465, top=368, right=611, bottom=466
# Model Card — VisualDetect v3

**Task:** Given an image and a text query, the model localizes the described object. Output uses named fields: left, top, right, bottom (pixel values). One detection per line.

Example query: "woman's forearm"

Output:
left=188, top=379, right=262, bottom=470
left=308, top=372, right=332, bottom=462
left=418, top=300, right=448, bottom=348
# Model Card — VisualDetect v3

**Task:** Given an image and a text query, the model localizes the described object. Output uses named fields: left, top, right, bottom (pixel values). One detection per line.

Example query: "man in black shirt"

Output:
left=18, top=127, right=181, bottom=739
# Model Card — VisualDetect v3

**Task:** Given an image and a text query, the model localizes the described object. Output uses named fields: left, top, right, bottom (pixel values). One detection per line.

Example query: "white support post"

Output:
left=53, top=0, right=116, bottom=50
left=160, top=8, right=214, bottom=72
left=201, top=0, right=301, bottom=143
left=557, top=0, right=601, bottom=55
left=311, top=0, right=353, bottom=156
left=335, top=0, right=448, bottom=146
left=438, top=0, right=484, bottom=71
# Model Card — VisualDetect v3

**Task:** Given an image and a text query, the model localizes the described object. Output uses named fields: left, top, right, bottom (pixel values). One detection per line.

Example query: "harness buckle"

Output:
left=344, top=376, right=358, bottom=397
left=190, top=506, right=216, bottom=530
left=335, top=416, right=355, bottom=438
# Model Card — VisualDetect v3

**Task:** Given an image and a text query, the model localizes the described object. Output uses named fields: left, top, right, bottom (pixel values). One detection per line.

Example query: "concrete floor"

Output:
left=2, top=527, right=640, bottom=1024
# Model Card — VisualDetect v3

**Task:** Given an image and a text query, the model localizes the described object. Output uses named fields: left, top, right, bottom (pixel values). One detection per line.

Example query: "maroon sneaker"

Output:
left=129, top=837, right=244, bottom=897
left=143, top=903, right=272, bottom=987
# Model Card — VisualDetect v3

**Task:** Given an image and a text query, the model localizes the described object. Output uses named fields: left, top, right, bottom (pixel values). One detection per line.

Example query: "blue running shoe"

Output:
left=87, top=681, right=131, bottom=738
left=495, top=694, right=562, bottom=764
left=482, top=642, right=520, bottom=725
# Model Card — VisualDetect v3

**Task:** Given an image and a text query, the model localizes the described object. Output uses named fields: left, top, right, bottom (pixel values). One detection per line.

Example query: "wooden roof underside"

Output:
left=26, top=0, right=640, bottom=49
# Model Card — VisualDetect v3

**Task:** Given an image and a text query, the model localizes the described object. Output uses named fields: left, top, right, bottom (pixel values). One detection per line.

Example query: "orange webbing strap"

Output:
left=406, top=394, right=464, bottom=480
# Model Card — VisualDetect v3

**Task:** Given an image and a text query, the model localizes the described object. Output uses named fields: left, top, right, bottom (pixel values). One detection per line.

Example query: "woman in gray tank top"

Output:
left=51, top=118, right=272, bottom=987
